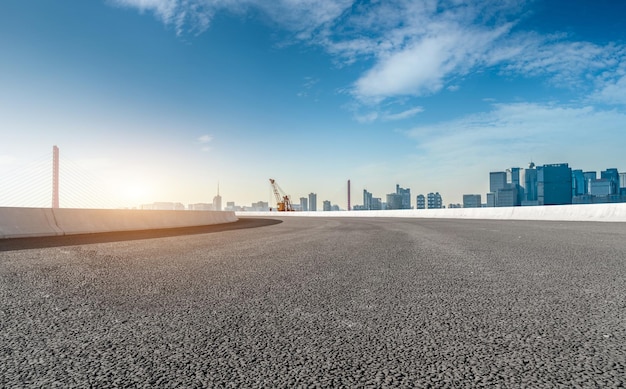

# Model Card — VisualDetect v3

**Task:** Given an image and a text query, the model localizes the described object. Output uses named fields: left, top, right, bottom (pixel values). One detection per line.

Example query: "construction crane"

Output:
left=269, top=178, right=294, bottom=212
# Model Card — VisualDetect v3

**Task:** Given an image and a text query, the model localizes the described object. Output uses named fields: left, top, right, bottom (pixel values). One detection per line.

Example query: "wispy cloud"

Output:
left=110, top=0, right=350, bottom=36
left=384, top=106, right=424, bottom=121
left=198, top=134, right=212, bottom=143
left=109, top=0, right=626, bottom=108
left=197, top=134, right=212, bottom=151
left=405, top=102, right=626, bottom=171
left=297, top=76, right=320, bottom=98
left=354, top=105, right=423, bottom=123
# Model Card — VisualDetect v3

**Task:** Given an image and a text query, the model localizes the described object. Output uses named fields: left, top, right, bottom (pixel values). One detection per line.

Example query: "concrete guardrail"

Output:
left=0, top=207, right=238, bottom=239
left=238, top=203, right=626, bottom=222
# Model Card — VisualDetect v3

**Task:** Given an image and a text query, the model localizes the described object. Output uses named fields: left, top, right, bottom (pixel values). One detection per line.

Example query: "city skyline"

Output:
left=2, top=1, right=626, bottom=208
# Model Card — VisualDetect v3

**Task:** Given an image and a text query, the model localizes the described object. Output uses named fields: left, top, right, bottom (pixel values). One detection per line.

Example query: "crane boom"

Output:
left=269, top=178, right=294, bottom=211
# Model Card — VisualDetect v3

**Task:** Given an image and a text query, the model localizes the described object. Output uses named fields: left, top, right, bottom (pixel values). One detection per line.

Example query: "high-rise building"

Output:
left=497, top=186, right=519, bottom=207
left=572, top=169, right=586, bottom=196
left=583, top=171, right=596, bottom=193
left=463, top=194, right=481, bottom=208
left=601, top=168, right=620, bottom=195
left=524, top=162, right=538, bottom=204
left=300, top=197, right=308, bottom=211
left=508, top=167, right=525, bottom=205
left=322, top=200, right=331, bottom=211
left=396, top=184, right=411, bottom=209
left=620, top=173, right=626, bottom=189
left=372, top=197, right=382, bottom=210
left=213, top=185, right=222, bottom=211
left=427, top=192, right=443, bottom=209
left=486, top=192, right=496, bottom=207
left=363, top=189, right=373, bottom=210
left=416, top=194, right=425, bottom=209
left=386, top=193, right=403, bottom=210
left=589, top=179, right=613, bottom=196
left=490, top=171, right=507, bottom=193
left=308, top=193, right=317, bottom=212
left=537, top=163, right=572, bottom=205
left=250, top=201, right=269, bottom=211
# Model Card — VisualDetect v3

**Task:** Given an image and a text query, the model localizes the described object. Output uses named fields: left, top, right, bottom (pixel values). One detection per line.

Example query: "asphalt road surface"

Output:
left=1, top=217, right=625, bottom=388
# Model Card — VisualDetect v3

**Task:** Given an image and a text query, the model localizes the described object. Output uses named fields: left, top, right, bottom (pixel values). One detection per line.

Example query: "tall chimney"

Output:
left=348, top=180, right=352, bottom=211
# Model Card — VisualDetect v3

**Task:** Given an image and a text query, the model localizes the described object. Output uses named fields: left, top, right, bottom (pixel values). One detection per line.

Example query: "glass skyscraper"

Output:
left=537, top=163, right=572, bottom=205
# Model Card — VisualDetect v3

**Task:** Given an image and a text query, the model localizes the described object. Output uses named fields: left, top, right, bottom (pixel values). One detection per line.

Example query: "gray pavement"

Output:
left=1, top=217, right=625, bottom=387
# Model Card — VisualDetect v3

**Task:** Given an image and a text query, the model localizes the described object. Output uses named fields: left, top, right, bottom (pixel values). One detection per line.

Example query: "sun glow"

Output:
left=114, top=180, right=154, bottom=208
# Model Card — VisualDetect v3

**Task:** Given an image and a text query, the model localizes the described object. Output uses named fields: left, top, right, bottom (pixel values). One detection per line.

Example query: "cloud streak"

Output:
left=109, top=0, right=626, bottom=109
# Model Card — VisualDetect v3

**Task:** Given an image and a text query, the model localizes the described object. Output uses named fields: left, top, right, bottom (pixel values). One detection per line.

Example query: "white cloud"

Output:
left=109, top=0, right=626, bottom=107
left=592, top=75, right=626, bottom=105
left=383, top=106, right=424, bottom=121
left=355, top=111, right=378, bottom=124
left=197, top=134, right=213, bottom=151
left=353, top=106, right=423, bottom=123
left=297, top=76, right=320, bottom=98
left=111, top=0, right=179, bottom=23
left=110, top=0, right=351, bottom=36
left=198, top=134, right=212, bottom=143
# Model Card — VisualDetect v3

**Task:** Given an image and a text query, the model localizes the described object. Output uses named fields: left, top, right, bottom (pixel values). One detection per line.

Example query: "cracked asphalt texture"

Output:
left=1, top=217, right=625, bottom=388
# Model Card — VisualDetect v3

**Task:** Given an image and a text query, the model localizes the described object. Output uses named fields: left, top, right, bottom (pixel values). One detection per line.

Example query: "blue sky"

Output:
left=2, top=0, right=626, bottom=209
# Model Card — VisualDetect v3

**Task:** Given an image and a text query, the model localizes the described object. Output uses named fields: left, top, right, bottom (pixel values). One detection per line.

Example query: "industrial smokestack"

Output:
left=348, top=180, right=352, bottom=211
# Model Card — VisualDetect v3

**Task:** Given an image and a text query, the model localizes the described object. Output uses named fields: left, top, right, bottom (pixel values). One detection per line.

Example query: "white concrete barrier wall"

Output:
left=0, top=207, right=238, bottom=239
left=238, top=203, right=626, bottom=222
left=0, top=207, right=63, bottom=239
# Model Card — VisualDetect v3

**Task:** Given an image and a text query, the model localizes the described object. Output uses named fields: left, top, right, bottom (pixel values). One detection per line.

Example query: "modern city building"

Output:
left=308, top=193, right=317, bottom=212
left=249, top=201, right=269, bottom=211
left=363, top=189, right=373, bottom=210
left=490, top=170, right=511, bottom=207
left=386, top=193, right=403, bottom=210
left=509, top=167, right=525, bottom=206
left=463, top=194, right=481, bottom=208
left=416, top=194, right=425, bottom=209
left=427, top=192, right=443, bottom=209
left=300, top=197, right=308, bottom=211
left=371, top=197, right=382, bottom=210
left=583, top=172, right=597, bottom=193
left=486, top=192, right=496, bottom=207
left=489, top=171, right=507, bottom=193
left=322, top=200, right=331, bottom=211
left=213, top=186, right=222, bottom=211
left=589, top=179, right=613, bottom=196
left=572, top=169, right=586, bottom=196
left=496, top=186, right=519, bottom=207
left=396, top=184, right=411, bottom=209
left=601, top=168, right=620, bottom=194
left=537, top=163, right=572, bottom=205
left=524, top=162, right=538, bottom=205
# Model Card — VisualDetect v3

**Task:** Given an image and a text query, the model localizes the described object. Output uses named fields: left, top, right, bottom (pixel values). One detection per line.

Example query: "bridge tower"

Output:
left=52, top=145, right=59, bottom=208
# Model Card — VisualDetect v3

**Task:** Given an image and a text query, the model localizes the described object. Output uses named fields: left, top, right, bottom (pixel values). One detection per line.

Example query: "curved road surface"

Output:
left=1, top=217, right=625, bottom=387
